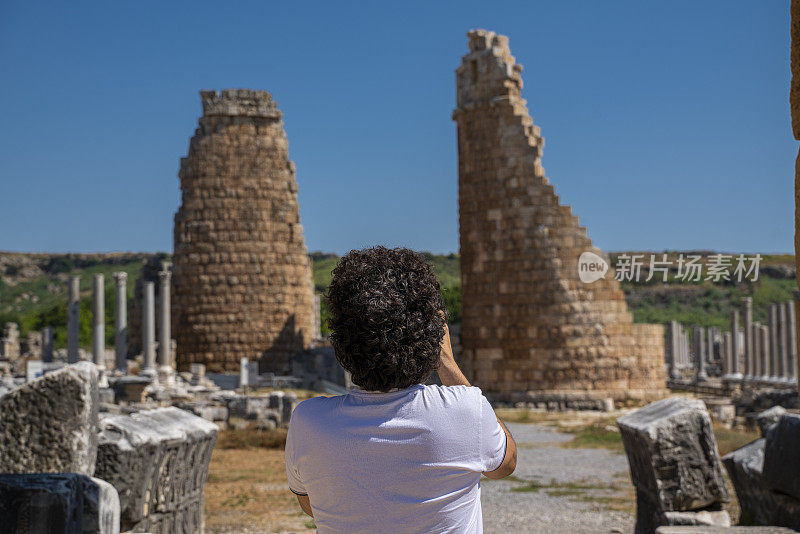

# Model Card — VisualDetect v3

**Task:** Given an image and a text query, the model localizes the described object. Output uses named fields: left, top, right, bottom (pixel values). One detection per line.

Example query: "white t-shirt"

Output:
left=285, top=384, right=507, bottom=534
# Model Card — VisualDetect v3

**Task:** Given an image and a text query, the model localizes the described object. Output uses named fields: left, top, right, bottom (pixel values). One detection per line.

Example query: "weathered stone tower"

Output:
left=173, top=89, right=315, bottom=374
left=453, top=31, right=666, bottom=403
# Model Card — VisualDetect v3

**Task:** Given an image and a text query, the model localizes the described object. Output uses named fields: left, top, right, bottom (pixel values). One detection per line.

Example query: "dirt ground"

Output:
left=205, top=447, right=314, bottom=534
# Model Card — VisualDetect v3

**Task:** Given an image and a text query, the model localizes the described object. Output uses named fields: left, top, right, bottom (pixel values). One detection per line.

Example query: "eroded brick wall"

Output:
left=173, top=89, right=314, bottom=374
left=453, top=31, right=666, bottom=402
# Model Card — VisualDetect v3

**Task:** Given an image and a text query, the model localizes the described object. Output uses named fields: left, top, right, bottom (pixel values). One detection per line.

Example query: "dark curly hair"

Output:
left=326, top=246, right=446, bottom=392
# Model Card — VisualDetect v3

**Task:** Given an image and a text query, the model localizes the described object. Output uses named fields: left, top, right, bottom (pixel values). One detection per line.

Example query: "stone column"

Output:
left=722, top=331, right=732, bottom=378
left=67, top=275, right=81, bottom=364
left=142, top=281, right=156, bottom=375
left=158, top=266, right=172, bottom=369
left=668, top=321, right=681, bottom=379
left=769, top=304, right=780, bottom=381
left=41, top=326, right=53, bottom=363
left=706, top=327, right=715, bottom=364
left=788, top=297, right=798, bottom=382
left=753, top=322, right=762, bottom=381
left=112, top=272, right=128, bottom=374
left=730, top=310, right=741, bottom=378
left=91, top=274, right=105, bottom=370
left=157, top=266, right=174, bottom=385
left=760, top=324, right=771, bottom=381
left=780, top=301, right=791, bottom=382
left=683, top=330, right=692, bottom=369
left=743, top=297, right=753, bottom=380
left=695, top=326, right=707, bottom=381
left=240, top=357, right=249, bottom=389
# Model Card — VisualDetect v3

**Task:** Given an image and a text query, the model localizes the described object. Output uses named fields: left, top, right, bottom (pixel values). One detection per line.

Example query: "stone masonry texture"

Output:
left=453, top=30, right=666, bottom=402
left=0, top=361, right=99, bottom=475
left=173, top=89, right=315, bottom=374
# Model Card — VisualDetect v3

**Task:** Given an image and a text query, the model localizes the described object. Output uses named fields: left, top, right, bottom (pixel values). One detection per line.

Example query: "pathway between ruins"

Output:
left=480, top=423, right=634, bottom=534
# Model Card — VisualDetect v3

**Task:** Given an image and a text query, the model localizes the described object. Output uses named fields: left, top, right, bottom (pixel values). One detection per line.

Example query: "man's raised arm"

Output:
left=437, top=321, right=517, bottom=479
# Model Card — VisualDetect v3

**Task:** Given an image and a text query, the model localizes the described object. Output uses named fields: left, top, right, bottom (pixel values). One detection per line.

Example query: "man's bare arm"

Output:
left=437, top=320, right=517, bottom=479
left=295, top=494, right=313, bottom=517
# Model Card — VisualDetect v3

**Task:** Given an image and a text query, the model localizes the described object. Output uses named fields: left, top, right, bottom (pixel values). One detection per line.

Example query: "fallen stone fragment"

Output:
left=755, top=406, right=786, bottom=437
left=724, top=435, right=800, bottom=530
left=762, top=413, right=800, bottom=500
left=660, top=510, right=730, bottom=528
left=94, top=406, right=217, bottom=533
left=0, top=361, right=98, bottom=475
left=618, top=397, right=729, bottom=511
left=0, top=473, right=120, bottom=534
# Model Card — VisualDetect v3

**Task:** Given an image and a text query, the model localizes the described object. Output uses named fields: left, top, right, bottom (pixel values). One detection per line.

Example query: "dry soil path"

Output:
left=481, top=422, right=635, bottom=534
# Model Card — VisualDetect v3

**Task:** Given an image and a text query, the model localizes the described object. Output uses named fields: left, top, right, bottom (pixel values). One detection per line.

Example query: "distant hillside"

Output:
left=0, top=252, right=162, bottom=349
left=0, top=250, right=796, bottom=348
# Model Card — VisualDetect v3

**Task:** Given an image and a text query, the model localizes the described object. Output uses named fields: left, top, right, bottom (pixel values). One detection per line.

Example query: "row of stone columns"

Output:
left=62, top=267, right=172, bottom=377
left=667, top=296, right=799, bottom=384
left=738, top=296, right=798, bottom=383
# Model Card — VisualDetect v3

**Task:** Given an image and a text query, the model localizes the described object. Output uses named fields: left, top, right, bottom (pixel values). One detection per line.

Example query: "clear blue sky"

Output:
left=0, top=1, right=793, bottom=255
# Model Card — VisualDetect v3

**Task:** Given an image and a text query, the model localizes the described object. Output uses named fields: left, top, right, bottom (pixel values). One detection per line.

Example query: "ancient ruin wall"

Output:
left=453, top=31, right=667, bottom=402
left=173, top=89, right=315, bottom=374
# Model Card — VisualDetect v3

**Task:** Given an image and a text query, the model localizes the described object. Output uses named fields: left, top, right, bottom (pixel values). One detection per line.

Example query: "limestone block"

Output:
left=756, top=406, right=787, bottom=437
left=617, top=397, right=728, bottom=524
left=94, top=407, right=217, bottom=532
left=659, top=510, right=730, bottom=528
left=0, top=361, right=98, bottom=475
left=722, top=438, right=800, bottom=530
left=762, top=413, right=800, bottom=500
left=0, top=473, right=120, bottom=534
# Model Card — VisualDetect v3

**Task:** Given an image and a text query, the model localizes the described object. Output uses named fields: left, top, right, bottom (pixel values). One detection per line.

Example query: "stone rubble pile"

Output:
left=0, top=362, right=218, bottom=534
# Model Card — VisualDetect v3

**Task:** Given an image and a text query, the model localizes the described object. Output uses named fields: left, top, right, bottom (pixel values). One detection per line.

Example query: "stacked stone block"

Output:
left=173, top=89, right=315, bottom=374
left=453, top=30, right=666, bottom=402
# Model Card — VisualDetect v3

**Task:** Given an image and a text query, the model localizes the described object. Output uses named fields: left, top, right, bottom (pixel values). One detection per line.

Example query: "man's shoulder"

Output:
left=292, top=394, right=344, bottom=421
left=419, top=384, right=485, bottom=410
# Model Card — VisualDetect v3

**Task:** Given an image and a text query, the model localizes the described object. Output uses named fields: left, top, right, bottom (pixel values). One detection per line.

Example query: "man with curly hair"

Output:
left=285, top=246, right=517, bottom=533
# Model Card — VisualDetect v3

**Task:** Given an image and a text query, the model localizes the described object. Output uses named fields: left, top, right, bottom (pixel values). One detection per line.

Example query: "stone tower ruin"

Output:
left=453, top=31, right=667, bottom=403
left=173, top=89, right=315, bottom=374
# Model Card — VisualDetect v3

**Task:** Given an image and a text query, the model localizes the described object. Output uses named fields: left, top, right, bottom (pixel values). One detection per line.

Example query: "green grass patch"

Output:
left=560, top=423, right=625, bottom=452
left=713, top=424, right=760, bottom=457
left=510, top=479, right=544, bottom=493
